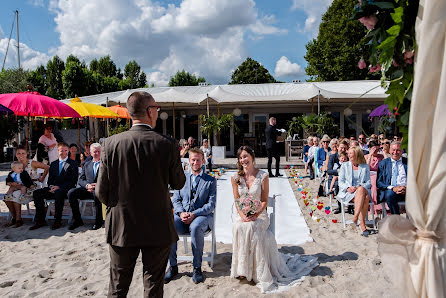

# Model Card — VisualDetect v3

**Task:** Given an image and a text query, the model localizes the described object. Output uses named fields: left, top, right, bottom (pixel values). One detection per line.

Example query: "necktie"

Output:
left=192, top=175, right=200, bottom=191
left=93, top=162, right=100, bottom=177
left=59, top=160, right=65, bottom=174
left=13, top=173, right=18, bottom=182
left=391, top=160, right=398, bottom=186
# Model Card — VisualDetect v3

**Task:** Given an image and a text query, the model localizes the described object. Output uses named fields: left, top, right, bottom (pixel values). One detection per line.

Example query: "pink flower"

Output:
left=369, top=64, right=381, bottom=72
left=392, top=59, right=399, bottom=67
left=242, top=205, right=251, bottom=214
left=404, top=50, right=414, bottom=64
left=359, top=15, right=378, bottom=30
left=358, top=58, right=366, bottom=69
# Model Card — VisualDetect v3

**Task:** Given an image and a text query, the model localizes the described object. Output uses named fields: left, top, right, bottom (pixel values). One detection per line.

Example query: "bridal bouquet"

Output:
left=236, top=193, right=262, bottom=216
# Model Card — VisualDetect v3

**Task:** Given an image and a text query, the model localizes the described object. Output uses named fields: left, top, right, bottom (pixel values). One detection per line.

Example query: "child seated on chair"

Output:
left=5, top=161, right=34, bottom=202
left=328, top=152, right=348, bottom=193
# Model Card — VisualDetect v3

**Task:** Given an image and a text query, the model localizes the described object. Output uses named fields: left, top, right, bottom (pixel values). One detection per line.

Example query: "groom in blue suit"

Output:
left=165, top=147, right=217, bottom=284
left=377, top=141, right=408, bottom=214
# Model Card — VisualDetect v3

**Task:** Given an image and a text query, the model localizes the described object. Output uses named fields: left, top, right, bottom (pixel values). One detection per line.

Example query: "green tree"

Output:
left=98, top=55, right=118, bottom=77
left=0, top=68, right=29, bottom=93
left=62, top=60, right=87, bottom=98
left=66, top=54, right=81, bottom=65
left=0, top=115, right=24, bottom=162
left=168, top=70, right=206, bottom=86
left=28, top=65, right=46, bottom=94
left=46, top=55, right=65, bottom=99
left=229, top=57, right=276, bottom=84
left=90, top=58, right=99, bottom=72
left=304, top=0, right=378, bottom=81
left=124, top=60, right=146, bottom=89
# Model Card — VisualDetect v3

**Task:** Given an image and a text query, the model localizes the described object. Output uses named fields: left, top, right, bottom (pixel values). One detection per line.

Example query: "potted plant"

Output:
left=199, top=113, right=234, bottom=159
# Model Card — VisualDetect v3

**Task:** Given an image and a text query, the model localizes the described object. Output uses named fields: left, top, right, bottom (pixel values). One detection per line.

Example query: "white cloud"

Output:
left=0, top=38, right=51, bottom=70
left=28, top=0, right=45, bottom=7
left=147, top=71, right=169, bottom=87
left=46, top=0, right=285, bottom=86
left=291, top=0, right=333, bottom=35
left=274, top=56, right=303, bottom=77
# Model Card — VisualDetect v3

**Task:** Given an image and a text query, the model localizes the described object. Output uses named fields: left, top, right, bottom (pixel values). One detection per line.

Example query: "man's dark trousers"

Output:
left=383, top=189, right=405, bottom=214
left=68, top=187, right=103, bottom=225
left=267, top=149, right=280, bottom=176
left=109, top=245, right=170, bottom=298
left=33, top=187, right=68, bottom=221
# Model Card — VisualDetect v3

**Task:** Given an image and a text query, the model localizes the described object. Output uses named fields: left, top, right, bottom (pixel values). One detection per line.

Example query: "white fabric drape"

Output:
left=378, top=1, right=446, bottom=297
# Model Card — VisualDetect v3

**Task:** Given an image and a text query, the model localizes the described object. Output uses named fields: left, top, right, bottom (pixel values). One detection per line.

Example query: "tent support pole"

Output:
left=317, top=90, right=320, bottom=115
left=172, top=102, right=175, bottom=138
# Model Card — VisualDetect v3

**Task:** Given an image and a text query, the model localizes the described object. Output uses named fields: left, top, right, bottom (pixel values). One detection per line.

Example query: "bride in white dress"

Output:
left=230, top=146, right=318, bottom=293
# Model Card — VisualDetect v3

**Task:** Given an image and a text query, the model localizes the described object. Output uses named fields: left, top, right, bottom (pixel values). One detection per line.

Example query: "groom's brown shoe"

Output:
left=29, top=220, right=47, bottom=230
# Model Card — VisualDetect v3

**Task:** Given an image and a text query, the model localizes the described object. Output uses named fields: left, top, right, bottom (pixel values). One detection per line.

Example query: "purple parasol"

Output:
left=0, top=103, right=14, bottom=115
left=369, top=104, right=390, bottom=117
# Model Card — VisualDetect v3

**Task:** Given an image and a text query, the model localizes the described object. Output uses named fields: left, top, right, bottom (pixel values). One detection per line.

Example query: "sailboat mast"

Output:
left=16, top=10, right=20, bottom=68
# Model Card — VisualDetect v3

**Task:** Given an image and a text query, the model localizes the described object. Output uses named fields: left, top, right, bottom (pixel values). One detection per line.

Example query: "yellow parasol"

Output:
left=68, top=97, right=120, bottom=146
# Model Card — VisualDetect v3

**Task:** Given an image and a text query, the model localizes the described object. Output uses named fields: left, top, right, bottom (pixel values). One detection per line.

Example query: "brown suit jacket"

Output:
left=96, top=125, right=186, bottom=247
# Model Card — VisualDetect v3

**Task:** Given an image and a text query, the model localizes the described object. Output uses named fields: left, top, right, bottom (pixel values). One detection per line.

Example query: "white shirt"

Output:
left=133, top=123, right=152, bottom=129
left=308, top=145, right=318, bottom=159
left=59, top=156, right=69, bottom=163
left=190, top=169, right=203, bottom=184
left=388, top=158, right=407, bottom=188
left=13, top=172, right=23, bottom=184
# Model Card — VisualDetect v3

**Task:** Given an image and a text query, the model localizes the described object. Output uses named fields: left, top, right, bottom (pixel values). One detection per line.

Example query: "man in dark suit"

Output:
left=30, top=142, right=79, bottom=230
left=265, top=117, right=283, bottom=177
left=67, top=142, right=104, bottom=230
left=165, top=148, right=217, bottom=284
left=96, top=91, right=186, bottom=297
left=377, top=141, right=407, bottom=214
left=327, top=140, right=349, bottom=214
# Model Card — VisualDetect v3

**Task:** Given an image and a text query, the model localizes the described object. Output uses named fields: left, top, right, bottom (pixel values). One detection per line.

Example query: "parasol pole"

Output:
left=172, top=102, right=175, bottom=138
left=106, top=97, right=109, bottom=137
left=317, top=90, right=320, bottom=116
left=78, top=118, right=81, bottom=148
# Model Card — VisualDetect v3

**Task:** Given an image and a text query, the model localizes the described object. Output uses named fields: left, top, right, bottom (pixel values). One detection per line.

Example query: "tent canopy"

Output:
left=61, top=80, right=388, bottom=106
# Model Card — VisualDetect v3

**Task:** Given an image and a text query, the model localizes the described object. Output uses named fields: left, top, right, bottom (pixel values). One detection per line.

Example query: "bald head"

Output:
left=127, top=91, right=155, bottom=119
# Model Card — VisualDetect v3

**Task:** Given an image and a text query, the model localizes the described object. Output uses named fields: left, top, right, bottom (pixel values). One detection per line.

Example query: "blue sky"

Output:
left=0, top=0, right=332, bottom=86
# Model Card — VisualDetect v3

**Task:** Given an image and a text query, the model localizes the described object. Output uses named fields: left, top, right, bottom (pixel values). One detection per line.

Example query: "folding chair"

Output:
left=177, top=201, right=217, bottom=268
left=267, top=195, right=277, bottom=235
left=79, top=199, right=96, bottom=221
left=44, top=199, right=72, bottom=223
left=336, top=195, right=376, bottom=230
left=381, top=201, right=406, bottom=218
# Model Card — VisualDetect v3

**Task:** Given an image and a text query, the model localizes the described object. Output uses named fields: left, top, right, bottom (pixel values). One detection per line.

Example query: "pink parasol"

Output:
left=0, top=92, right=81, bottom=118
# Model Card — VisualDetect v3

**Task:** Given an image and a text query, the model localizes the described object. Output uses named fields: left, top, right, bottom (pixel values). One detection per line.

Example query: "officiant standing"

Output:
left=265, top=117, right=284, bottom=177
left=96, top=91, right=186, bottom=297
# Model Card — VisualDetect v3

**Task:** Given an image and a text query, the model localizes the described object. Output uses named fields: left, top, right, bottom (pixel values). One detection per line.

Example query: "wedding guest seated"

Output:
left=327, top=140, right=349, bottom=214
left=4, top=161, right=34, bottom=227
left=308, top=137, right=319, bottom=180
left=30, top=142, right=79, bottom=230
left=68, top=143, right=81, bottom=167
left=365, top=140, right=384, bottom=214
left=165, top=148, right=217, bottom=284
left=80, top=141, right=93, bottom=166
left=200, top=139, right=213, bottom=172
left=303, top=136, right=313, bottom=175
left=338, top=146, right=372, bottom=236
left=317, top=136, right=331, bottom=174
left=358, top=134, right=369, bottom=152
left=380, top=138, right=392, bottom=159
left=377, top=141, right=407, bottom=214
left=67, top=143, right=104, bottom=230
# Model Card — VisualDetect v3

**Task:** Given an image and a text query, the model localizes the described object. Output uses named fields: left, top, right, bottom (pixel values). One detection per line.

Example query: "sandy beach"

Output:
left=0, top=169, right=398, bottom=297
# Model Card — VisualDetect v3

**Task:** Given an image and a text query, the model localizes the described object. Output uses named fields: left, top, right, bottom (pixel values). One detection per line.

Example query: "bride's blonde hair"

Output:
left=235, top=146, right=255, bottom=185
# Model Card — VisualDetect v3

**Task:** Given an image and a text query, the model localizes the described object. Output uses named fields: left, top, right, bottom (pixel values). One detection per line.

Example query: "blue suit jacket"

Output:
left=78, top=160, right=98, bottom=188
left=172, top=172, right=217, bottom=227
left=338, top=161, right=371, bottom=199
left=377, top=157, right=408, bottom=202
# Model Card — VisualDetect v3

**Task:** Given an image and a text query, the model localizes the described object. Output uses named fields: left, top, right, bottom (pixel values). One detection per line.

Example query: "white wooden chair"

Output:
left=267, top=195, right=277, bottom=235
left=44, top=199, right=72, bottom=223
left=79, top=199, right=96, bottom=220
left=177, top=201, right=217, bottom=268
left=336, top=195, right=376, bottom=230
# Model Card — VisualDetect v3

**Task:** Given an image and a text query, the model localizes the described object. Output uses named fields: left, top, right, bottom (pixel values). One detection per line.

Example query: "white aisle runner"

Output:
left=213, top=170, right=313, bottom=245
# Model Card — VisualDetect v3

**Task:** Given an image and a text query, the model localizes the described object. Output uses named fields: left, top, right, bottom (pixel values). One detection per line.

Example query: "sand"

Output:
left=0, top=169, right=398, bottom=297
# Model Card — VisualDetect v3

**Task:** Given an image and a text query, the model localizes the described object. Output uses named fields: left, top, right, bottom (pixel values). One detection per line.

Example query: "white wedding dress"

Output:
left=231, top=170, right=318, bottom=293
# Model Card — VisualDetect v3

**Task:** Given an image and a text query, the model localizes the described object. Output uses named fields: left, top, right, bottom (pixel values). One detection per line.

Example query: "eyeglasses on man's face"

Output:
left=381, top=142, right=390, bottom=145
left=147, top=105, right=161, bottom=112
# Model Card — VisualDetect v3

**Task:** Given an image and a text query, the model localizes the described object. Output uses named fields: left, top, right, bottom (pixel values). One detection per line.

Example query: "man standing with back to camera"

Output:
left=96, top=91, right=186, bottom=297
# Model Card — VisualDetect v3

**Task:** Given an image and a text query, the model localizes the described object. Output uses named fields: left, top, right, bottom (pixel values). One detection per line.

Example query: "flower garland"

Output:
left=353, top=0, right=419, bottom=149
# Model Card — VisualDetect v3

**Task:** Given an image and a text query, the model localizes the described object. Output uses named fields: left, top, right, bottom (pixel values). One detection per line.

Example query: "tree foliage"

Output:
left=287, top=113, right=338, bottom=138
left=0, top=68, right=29, bottom=93
left=62, top=60, right=87, bottom=97
left=304, top=0, right=378, bottom=81
left=199, top=114, right=234, bottom=146
left=229, top=57, right=276, bottom=84
left=46, top=55, right=65, bottom=99
left=97, top=55, right=118, bottom=77
left=352, top=0, right=418, bottom=149
left=168, top=70, right=206, bottom=87
left=124, top=60, right=146, bottom=89
left=28, top=65, right=46, bottom=95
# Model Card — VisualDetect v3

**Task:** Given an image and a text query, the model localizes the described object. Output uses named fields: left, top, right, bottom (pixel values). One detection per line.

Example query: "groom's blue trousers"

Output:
left=169, top=214, right=210, bottom=268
